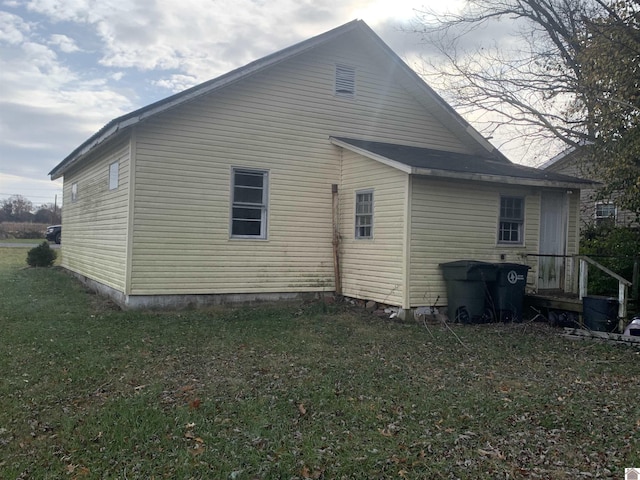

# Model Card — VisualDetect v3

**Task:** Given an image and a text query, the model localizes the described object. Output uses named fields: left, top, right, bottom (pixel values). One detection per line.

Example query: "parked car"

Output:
left=45, top=225, right=61, bottom=244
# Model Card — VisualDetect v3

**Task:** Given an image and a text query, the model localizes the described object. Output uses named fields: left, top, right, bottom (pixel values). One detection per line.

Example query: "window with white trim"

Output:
left=109, top=161, right=119, bottom=190
left=595, top=201, right=616, bottom=223
left=355, top=190, right=373, bottom=239
left=335, top=64, right=355, bottom=97
left=231, top=168, right=268, bottom=238
left=71, top=182, right=78, bottom=203
left=498, top=196, right=524, bottom=244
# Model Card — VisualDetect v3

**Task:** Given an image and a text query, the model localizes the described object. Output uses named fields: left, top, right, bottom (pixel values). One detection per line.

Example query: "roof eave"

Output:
left=331, top=137, right=595, bottom=189
left=411, top=167, right=595, bottom=189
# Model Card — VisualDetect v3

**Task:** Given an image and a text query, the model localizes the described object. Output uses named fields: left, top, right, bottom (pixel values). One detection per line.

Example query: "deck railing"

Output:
left=577, top=255, right=632, bottom=331
left=525, top=253, right=635, bottom=331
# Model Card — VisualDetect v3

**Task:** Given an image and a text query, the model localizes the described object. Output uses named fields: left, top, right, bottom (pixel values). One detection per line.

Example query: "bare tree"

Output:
left=33, top=203, right=62, bottom=224
left=412, top=0, right=640, bottom=214
left=0, top=195, right=34, bottom=222
left=414, top=2, right=631, bottom=152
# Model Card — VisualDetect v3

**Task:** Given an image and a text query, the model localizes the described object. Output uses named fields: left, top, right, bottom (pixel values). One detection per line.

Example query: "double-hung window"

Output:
left=498, top=196, right=524, bottom=244
left=355, top=190, right=373, bottom=239
left=231, top=168, right=268, bottom=238
left=595, top=201, right=616, bottom=224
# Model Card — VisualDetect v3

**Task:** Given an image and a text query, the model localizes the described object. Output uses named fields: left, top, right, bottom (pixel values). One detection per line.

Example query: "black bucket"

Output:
left=582, top=295, right=618, bottom=332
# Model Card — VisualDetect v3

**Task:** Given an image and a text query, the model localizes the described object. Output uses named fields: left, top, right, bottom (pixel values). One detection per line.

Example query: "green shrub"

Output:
left=580, top=224, right=640, bottom=295
left=26, top=241, right=57, bottom=267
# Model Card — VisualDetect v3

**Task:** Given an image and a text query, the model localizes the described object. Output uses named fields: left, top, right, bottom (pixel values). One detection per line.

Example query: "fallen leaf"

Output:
left=477, top=448, right=505, bottom=459
left=190, top=445, right=205, bottom=456
left=300, top=465, right=323, bottom=479
left=189, top=398, right=201, bottom=410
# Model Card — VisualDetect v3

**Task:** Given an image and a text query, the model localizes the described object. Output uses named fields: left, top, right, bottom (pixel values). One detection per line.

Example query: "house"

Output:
left=49, top=20, right=593, bottom=313
left=540, top=146, right=636, bottom=228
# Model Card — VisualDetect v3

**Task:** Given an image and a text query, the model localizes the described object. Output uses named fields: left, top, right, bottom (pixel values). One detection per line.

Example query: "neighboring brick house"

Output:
left=540, top=146, right=636, bottom=228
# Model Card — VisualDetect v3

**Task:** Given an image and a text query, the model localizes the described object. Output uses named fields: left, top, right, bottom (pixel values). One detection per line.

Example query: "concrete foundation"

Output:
left=68, top=271, right=329, bottom=310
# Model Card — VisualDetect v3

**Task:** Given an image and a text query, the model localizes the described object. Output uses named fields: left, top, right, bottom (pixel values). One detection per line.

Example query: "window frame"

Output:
left=355, top=189, right=374, bottom=239
left=230, top=167, right=269, bottom=240
left=497, top=195, right=524, bottom=245
left=109, top=161, right=119, bottom=190
left=594, top=201, right=616, bottom=223
left=334, top=64, right=356, bottom=98
left=71, top=182, right=78, bottom=203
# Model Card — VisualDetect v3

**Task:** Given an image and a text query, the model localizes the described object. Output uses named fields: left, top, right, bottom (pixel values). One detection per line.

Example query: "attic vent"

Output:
left=335, top=64, right=355, bottom=97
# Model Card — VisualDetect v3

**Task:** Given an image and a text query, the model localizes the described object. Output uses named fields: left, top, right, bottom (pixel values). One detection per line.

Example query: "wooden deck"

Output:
left=525, top=292, right=583, bottom=313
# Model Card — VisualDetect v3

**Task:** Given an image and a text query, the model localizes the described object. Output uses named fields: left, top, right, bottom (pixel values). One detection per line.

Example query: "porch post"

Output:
left=579, top=258, right=588, bottom=300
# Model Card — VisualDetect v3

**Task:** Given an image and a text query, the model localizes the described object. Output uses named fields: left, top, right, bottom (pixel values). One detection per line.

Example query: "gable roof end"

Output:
left=50, top=20, right=506, bottom=179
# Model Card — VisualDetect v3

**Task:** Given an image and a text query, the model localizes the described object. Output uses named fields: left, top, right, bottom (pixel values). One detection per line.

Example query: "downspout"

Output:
left=332, top=184, right=342, bottom=295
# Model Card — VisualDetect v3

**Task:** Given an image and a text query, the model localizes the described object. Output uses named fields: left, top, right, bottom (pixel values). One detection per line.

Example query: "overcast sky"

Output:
left=0, top=0, right=514, bottom=208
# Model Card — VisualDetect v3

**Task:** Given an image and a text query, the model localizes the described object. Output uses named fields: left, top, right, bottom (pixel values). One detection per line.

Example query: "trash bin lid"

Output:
left=494, top=263, right=531, bottom=271
left=439, top=260, right=497, bottom=281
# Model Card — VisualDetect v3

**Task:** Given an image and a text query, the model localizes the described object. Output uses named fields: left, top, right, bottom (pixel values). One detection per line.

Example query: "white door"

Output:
left=539, top=191, right=568, bottom=290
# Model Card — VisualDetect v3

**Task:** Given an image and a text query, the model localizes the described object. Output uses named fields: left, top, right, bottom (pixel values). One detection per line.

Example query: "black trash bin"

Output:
left=440, top=260, right=497, bottom=324
left=583, top=295, right=618, bottom=332
left=487, top=263, right=530, bottom=322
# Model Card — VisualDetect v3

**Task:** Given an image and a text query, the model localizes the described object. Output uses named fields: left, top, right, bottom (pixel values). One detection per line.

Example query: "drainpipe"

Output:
left=332, top=184, right=342, bottom=295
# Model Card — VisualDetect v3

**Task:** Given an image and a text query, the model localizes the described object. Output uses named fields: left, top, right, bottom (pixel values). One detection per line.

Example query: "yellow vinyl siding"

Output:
left=565, top=190, right=581, bottom=292
left=61, top=134, right=130, bottom=291
left=339, top=150, right=407, bottom=306
left=127, top=37, right=470, bottom=295
left=408, top=177, right=540, bottom=308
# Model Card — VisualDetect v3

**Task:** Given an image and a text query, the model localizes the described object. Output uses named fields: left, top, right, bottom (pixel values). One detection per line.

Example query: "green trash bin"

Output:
left=487, top=263, right=530, bottom=322
left=440, top=261, right=497, bottom=324
left=583, top=295, right=618, bottom=332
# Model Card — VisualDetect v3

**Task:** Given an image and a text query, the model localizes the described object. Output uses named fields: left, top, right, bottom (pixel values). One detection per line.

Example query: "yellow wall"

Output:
left=338, top=149, right=408, bottom=306
left=61, top=134, right=131, bottom=292
left=126, top=33, right=471, bottom=295
left=408, top=176, right=541, bottom=308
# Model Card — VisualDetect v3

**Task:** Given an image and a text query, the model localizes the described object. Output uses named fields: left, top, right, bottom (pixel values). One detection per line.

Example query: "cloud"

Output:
left=0, top=9, right=134, bottom=194
left=152, top=74, right=199, bottom=93
left=0, top=10, right=30, bottom=44
left=49, top=33, right=81, bottom=52
left=1, top=0, right=540, bottom=207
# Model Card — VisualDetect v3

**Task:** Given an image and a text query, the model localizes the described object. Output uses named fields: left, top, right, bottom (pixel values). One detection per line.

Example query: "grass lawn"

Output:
left=0, top=248, right=638, bottom=479
left=0, top=238, right=45, bottom=244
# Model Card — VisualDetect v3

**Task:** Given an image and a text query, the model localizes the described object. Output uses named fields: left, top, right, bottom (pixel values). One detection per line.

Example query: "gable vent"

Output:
left=335, top=64, right=355, bottom=97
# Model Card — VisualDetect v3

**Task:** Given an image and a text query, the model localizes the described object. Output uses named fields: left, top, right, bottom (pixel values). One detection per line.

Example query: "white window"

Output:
left=335, top=64, right=355, bottom=97
left=109, top=161, right=119, bottom=190
left=595, top=201, right=616, bottom=223
left=498, top=196, right=524, bottom=244
left=231, top=168, right=268, bottom=239
left=355, top=190, right=373, bottom=239
left=71, top=182, right=78, bottom=203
